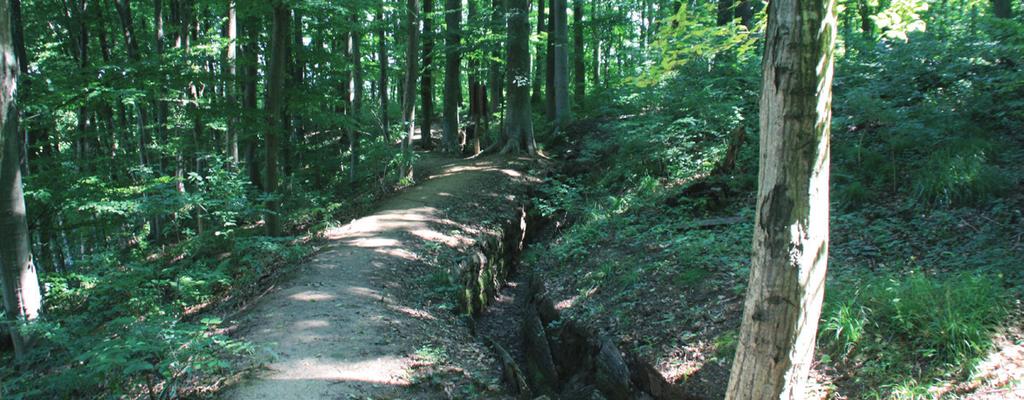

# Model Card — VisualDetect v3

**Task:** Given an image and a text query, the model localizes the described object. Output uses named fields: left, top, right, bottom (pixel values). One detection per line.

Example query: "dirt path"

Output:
left=225, top=154, right=531, bottom=400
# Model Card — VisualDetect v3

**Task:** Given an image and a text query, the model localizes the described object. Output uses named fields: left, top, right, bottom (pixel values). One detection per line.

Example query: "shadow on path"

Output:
left=225, top=154, right=529, bottom=399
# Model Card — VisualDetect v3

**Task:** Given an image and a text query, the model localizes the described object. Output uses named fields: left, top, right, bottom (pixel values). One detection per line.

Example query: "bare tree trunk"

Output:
left=718, top=0, right=734, bottom=25
left=226, top=0, right=238, bottom=163
left=590, top=0, right=599, bottom=89
left=736, top=0, right=754, bottom=27
left=858, top=0, right=872, bottom=38
left=293, top=10, right=306, bottom=124
left=402, top=0, right=420, bottom=180
left=0, top=0, right=42, bottom=359
left=378, top=0, right=390, bottom=139
left=532, top=0, right=545, bottom=105
left=724, top=0, right=836, bottom=396
left=572, top=0, right=585, bottom=108
left=468, top=0, right=485, bottom=154
left=264, top=2, right=290, bottom=236
left=545, top=0, right=555, bottom=121
left=349, top=12, right=363, bottom=185
left=991, top=0, right=1012, bottom=18
left=501, top=0, right=536, bottom=155
left=241, top=15, right=261, bottom=190
left=487, top=0, right=503, bottom=115
left=552, top=0, right=570, bottom=126
left=10, top=0, right=25, bottom=75
left=442, top=0, right=461, bottom=153
left=154, top=0, right=169, bottom=178
left=420, top=0, right=435, bottom=150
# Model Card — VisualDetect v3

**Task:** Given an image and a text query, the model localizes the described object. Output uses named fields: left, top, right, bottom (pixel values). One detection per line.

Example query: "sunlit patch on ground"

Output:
left=288, top=291, right=336, bottom=302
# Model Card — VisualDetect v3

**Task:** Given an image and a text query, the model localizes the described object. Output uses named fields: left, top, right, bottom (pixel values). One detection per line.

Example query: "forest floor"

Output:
left=524, top=118, right=1024, bottom=399
left=222, top=152, right=537, bottom=399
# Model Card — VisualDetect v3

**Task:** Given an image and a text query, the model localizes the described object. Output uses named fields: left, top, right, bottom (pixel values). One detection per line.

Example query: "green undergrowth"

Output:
left=2, top=138, right=413, bottom=398
left=820, top=270, right=1009, bottom=397
left=530, top=20, right=1023, bottom=399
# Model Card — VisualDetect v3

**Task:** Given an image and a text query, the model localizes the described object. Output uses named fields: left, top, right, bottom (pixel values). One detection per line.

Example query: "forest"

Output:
left=0, top=0, right=1021, bottom=398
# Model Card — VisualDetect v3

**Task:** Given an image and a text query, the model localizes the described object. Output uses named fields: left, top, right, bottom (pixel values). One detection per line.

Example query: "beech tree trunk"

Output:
left=241, top=15, right=261, bottom=190
left=736, top=0, right=754, bottom=27
left=226, top=0, right=238, bottom=163
left=402, top=0, right=420, bottom=179
left=545, top=0, right=556, bottom=120
left=718, top=0, right=734, bottom=25
left=724, top=0, right=836, bottom=396
left=487, top=0, right=504, bottom=115
left=378, top=0, right=390, bottom=139
left=572, top=0, right=584, bottom=107
left=264, top=2, right=290, bottom=236
left=0, top=0, right=42, bottom=359
left=501, top=0, right=536, bottom=155
left=532, top=0, right=545, bottom=105
left=442, top=0, right=461, bottom=152
left=552, top=0, right=570, bottom=126
left=349, top=12, right=363, bottom=185
left=991, top=0, right=1012, bottom=18
left=291, top=9, right=306, bottom=173
left=467, top=0, right=485, bottom=154
left=420, top=0, right=435, bottom=150
left=590, top=0, right=599, bottom=91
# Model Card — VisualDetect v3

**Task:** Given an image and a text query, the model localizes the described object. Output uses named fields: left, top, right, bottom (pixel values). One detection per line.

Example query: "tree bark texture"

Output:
left=264, top=2, right=290, bottom=236
left=420, top=0, right=435, bottom=150
left=572, top=0, right=585, bottom=107
left=502, top=0, right=536, bottom=155
left=724, top=0, right=835, bottom=397
left=402, top=0, right=420, bottom=179
left=378, top=0, right=390, bottom=139
left=0, top=0, right=42, bottom=360
left=442, top=0, right=462, bottom=152
left=552, top=0, right=570, bottom=126
left=991, top=0, right=1012, bottom=18
left=532, top=0, right=545, bottom=105
left=724, top=0, right=835, bottom=396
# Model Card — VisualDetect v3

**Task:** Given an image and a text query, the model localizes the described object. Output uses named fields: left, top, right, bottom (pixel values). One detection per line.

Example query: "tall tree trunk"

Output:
left=468, top=0, right=485, bottom=154
left=991, top=0, right=1012, bottom=18
left=154, top=0, right=169, bottom=177
left=142, top=0, right=163, bottom=242
left=532, top=0, right=545, bottom=105
left=402, top=0, right=420, bottom=180
left=590, top=0, right=599, bottom=89
left=242, top=15, right=261, bottom=189
left=572, top=0, right=584, bottom=108
left=72, top=0, right=90, bottom=172
left=264, top=2, right=290, bottom=236
left=420, top=0, right=435, bottom=150
left=378, top=0, right=390, bottom=139
left=736, top=0, right=754, bottom=27
left=10, top=0, right=26, bottom=75
left=858, top=0, right=872, bottom=38
left=552, top=0, right=570, bottom=126
left=545, top=0, right=555, bottom=120
left=442, top=0, right=461, bottom=152
left=113, top=0, right=140, bottom=60
left=226, top=0, right=238, bottom=163
left=349, top=12, right=363, bottom=185
left=501, top=0, right=536, bottom=155
left=718, top=0, right=734, bottom=25
left=0, top=0, right=42, bottom=359
left=113, top=0, right=151, bottom=167
left=487, top=0, right=503, bottom=115
left=724, top=0, right=836, bottom=396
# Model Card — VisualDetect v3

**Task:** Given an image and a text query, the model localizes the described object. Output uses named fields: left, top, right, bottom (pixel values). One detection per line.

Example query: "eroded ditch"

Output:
left=449, top=204, right=689, bottom=400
